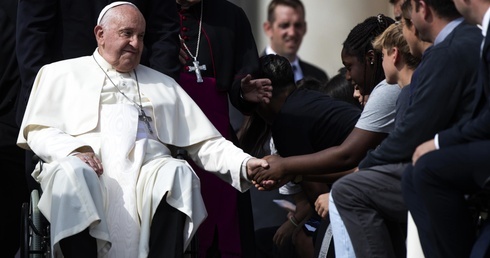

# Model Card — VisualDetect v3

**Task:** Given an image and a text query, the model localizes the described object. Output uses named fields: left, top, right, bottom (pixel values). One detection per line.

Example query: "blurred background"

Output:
left=230, top=0, right=393, bottom=77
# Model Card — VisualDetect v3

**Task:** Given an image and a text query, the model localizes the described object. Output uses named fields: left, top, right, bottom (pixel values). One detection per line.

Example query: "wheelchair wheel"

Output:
left=31, top=190, right=42, bottom=258
left=21, top=202, right=29, bottom=258
left=21, top=190, right=49, bottom=258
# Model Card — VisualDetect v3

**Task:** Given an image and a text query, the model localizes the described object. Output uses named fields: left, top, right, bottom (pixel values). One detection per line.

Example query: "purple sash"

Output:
left=179, top=72, right=230, bottom=139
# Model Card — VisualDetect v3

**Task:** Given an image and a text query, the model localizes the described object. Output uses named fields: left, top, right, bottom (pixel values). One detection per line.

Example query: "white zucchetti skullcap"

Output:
left=97, top=1, right=138, bottom=25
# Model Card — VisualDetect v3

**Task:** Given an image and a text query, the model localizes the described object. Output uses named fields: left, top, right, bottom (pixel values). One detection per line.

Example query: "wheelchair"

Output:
left=20, top=156, right=50, bottom=258
left=20, top=188, right=51, bottom=258
left=20, top=150, right=198, bottom=258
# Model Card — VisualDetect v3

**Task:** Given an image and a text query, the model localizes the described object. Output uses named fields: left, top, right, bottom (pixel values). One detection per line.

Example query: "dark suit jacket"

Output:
left=0, top=0, right=20, bottom=117
left=437, top=22, right=490, bottom=187
left=359, top=21, right=483, bottom=168
left=15, top=0, right=180, bottom=124
left=298, top=59, right=329, bottom=83
left=438, top=25, right=490, bottom=146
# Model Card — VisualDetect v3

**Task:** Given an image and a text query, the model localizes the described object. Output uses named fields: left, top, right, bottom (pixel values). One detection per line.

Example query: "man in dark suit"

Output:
left=402, top=0, right=490, bottom=257
left=262, top=0, right=328, bottom=83
left=1, top=1, right=29, bottom=256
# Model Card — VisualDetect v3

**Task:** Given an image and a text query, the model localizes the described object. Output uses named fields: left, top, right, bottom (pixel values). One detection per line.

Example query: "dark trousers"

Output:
left=254, top=226, right=297, bottom=258
left=60, top=193, right=186, bottom=258
left=0, top=106, right=28, bottom=257
left=402, top=141, right=490, bottom=258
left=331, top=163, right=408, bottom=258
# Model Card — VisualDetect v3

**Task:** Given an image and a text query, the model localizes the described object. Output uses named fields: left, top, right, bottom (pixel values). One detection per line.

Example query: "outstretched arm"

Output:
left=186, top=137, right=268, bottom=192
left=253, top=128, right=387, bottom=184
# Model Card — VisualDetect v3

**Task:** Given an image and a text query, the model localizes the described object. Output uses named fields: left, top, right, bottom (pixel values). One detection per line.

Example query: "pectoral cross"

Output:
left=188, top=60, right=207, bottom=83
left=138, top=108, right=153, bottom=134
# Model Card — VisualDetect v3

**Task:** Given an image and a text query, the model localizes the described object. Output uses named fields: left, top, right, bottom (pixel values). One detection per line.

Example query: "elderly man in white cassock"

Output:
left=17, top=2, right=271, bottom=258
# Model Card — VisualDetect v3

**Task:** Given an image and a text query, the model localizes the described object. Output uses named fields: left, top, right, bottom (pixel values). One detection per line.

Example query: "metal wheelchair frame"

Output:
left=20, top=188, right=51, bottom=258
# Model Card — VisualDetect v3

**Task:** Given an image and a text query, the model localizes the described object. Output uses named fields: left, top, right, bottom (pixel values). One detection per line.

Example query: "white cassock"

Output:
left=17, top=50, right=253, bottom=258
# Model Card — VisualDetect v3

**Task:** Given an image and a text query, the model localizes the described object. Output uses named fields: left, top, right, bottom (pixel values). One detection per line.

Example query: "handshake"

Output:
left=245, top=155, right=292, bottom=190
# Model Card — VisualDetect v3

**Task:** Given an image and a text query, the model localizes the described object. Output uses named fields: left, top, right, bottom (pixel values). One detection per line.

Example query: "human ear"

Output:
left=94, top=25, right=104, bottom=45
left=392, top=47, right=400, bottom=65
left=366, top=50, right=375, bottom=65
left=263, top=21, right=273, bottom=38
left=418, top=0, right=429, bottom=21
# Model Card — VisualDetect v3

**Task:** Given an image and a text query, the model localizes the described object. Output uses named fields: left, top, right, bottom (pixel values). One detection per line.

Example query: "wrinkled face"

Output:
left=342, top=49, right=369, bottom=106
left=96, top=5, right=145, bottom=72
left=382, top=48, right=398, bottom=84
left=176, top=0, right=201, bottom=9
left=264, top=5, right=306, bottom=60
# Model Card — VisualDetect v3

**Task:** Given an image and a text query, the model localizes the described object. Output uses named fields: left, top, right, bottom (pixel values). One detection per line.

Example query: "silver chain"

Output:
left=179, top=0, right=204, bottom=62
left=92, top=55, right=144, bottom=112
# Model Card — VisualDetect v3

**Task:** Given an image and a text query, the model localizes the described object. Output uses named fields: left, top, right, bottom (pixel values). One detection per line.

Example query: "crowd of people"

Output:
left=1, top=0, right=490, bottom=258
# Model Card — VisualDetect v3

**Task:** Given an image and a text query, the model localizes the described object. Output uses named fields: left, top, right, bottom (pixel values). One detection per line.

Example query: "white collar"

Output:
left=93, top=48, right=114, bottom=72
left=265, top=45, right=300, bottom=67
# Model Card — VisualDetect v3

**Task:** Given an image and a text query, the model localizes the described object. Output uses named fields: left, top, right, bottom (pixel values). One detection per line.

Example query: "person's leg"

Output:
left=0, top=109, right=28, bottom=257
left=404, top=142, right=490, bottom=258
left=255, top=226, right=279, bottom=257
left=41, top=157, right=109, bottom=257
left=293, top=226, right=314, bottom=258
left=148, top=193, right=186, bottom=258
left=59, top=228, right=97, bottom=258
left=331, top=164, right=409, bottom=258
left=329, top=193, right=356, bottom=258
left=141, top=159, right=205, bottom=258
left=401, top=164, right=437, bottom=257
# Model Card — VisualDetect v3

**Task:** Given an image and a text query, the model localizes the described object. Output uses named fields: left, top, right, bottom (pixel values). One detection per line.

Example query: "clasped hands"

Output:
left=247, top=154, right=291, bottom=190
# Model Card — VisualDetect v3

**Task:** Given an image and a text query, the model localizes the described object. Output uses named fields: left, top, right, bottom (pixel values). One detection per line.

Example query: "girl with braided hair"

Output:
left=342, top=14, right=395, bottom=106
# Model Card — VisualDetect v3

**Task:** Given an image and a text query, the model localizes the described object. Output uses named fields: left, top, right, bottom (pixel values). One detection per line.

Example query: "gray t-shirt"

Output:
left=355, top=79, right=400, bottom=133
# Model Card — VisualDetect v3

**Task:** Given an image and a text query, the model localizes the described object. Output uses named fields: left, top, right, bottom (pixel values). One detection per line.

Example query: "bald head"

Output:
left=94, top=4, right=146, bottom=72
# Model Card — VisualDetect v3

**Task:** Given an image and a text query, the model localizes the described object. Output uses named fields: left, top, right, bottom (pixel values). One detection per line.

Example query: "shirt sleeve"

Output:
left=27, top=126, right=89, bottom=163
left=355, top=80, right=400, bottom=134
left=185, top=137, right=253, bottom=192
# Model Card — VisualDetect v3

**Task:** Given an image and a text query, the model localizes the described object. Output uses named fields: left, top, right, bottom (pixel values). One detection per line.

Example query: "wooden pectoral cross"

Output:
left=188, top=60, right=207, bottom=83
left=139, top=109, right=153, bottom=134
